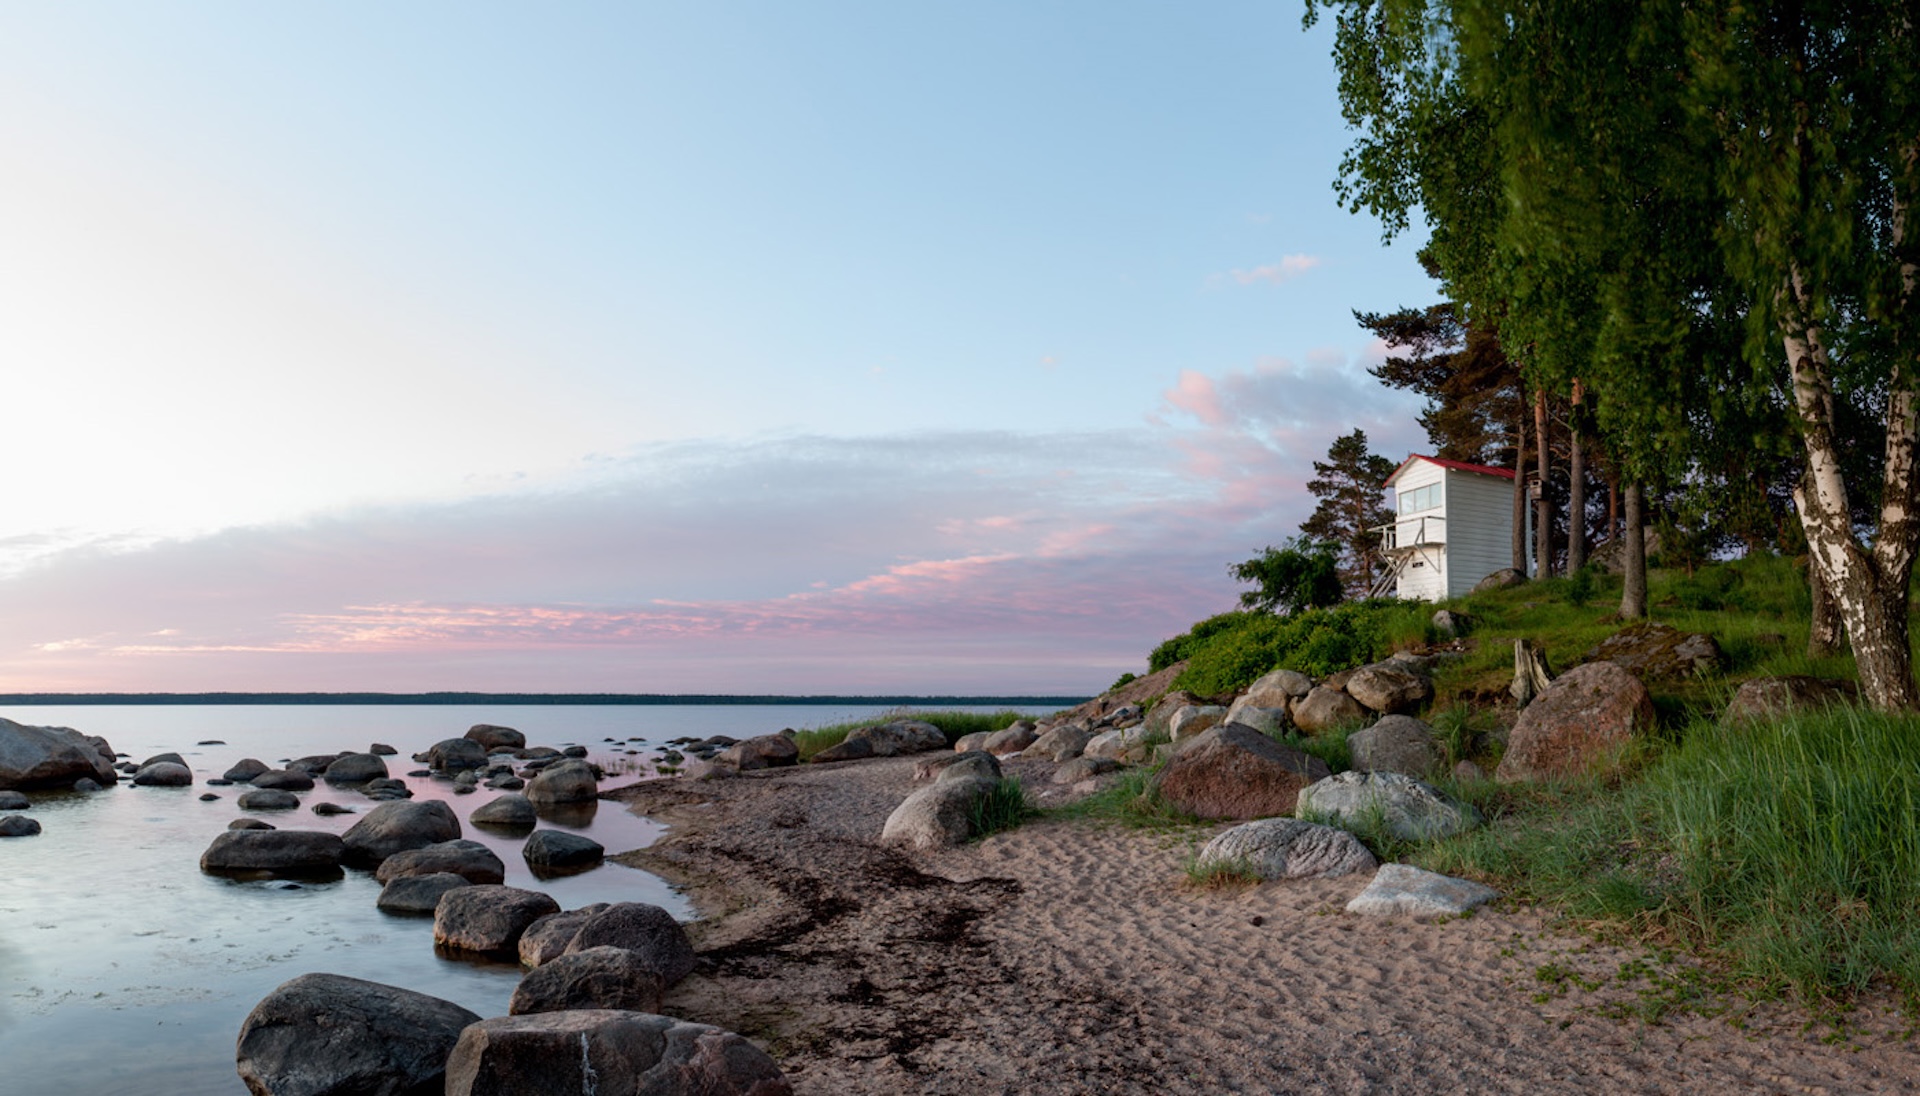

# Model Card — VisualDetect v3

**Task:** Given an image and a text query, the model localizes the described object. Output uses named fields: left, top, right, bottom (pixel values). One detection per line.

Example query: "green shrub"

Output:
left=1109, top=671, right=1139, bottom=692
left=1164, top=600, right=1417, bottom=695
left=968, top=778, right=1034, bottom=839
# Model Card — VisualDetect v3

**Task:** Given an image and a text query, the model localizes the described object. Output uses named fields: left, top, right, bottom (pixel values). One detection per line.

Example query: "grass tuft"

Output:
left=1180, top=850, right=1262, bottom=890
left=968, top=778, right=1035, bottom=839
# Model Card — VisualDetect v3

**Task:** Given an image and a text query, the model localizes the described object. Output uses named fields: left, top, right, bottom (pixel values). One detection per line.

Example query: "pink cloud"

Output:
left=1227, top=254, right=1321, bottom=285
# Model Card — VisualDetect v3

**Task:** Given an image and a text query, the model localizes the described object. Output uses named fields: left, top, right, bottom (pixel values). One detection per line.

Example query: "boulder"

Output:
left=237, top=789, right=302, bottom=811
left=1345, top=863, right=1498, bottom=918
left=1241, top=669, right=1315, bottom=711
left=251, top=769, right=316, bottom=792
left=519, top=904, right=611, bottom=968
left=951, top=731, right=994, bottom=753
left=0, top=790, right=29, bottom=810
left=1224, top=696, right=1290, bottom=736
left=508, top=946, right=665, bottom=1016
left=524, top=759, right=599, bottom=806
left=523, top=830, right=605, bottom=871
left=444, top=1011, right=792, bottom=1096
left=1149, top=724, right=1331, bottom=820
left=199, top=830, right=345, bottom=876
left=132, top=761, right=194, bottom=787
left=1723, top=675, right=1857, bottom=724
left=0, top=815, right=42, bottom=837
left=1346, top=714, right=1444, bottom=778
left=312, top=802, right=355, bottom=816
left=807, top=735, right=877, bottom=764
left=229, top=818, right=275, bottom=830
left=1496, top=661, right=1655, bottom=783
left=1471, top=567, right=1528, bottom=593
left=341, top=800, right=462, bottom=866
left=1084, top=725, right=1157, bottom=762
left=140, top=751, right=187, bottom=769
left=1296, top=771, right=1480, bottom=840
left=1431, top=609, right=1473, bottom=638
left=374, top=839, right=507, bottom=885
left=369, top=742, right=398, bottom=756
left=716, top=733, right=800, bottom=771
left=1168, top=705, right=1228, bottom=743
left=562, top=902, right=698, bottom=985
left=1344, top=661, right=1434, bottom=715
left=982, top=722, right=1039, bottom=755
left=434, top=885, right=562, bottom=955
left=1143, top=691, right=1202, bottom=738
left=223, top=758, right=272, bottom=782
left=1290, top=686, right=1366, bottom=734
left=236, top=972, right=480, bottom=1096
left=376, top=872, right=473, bottom=915
left=935, top=752, right=1002, bottom=785
left=425, top=737, right=490, bottom=772
left=847, top=719, right=949, bottom=756
left=471, top=793, right=538, bottom=829
left=362, top=777, right=412, bottom=800
left=881, top=777, right=999, bottom=851
left=465, top=724, right=527, bottom=751
left=1193, top=818, right=1377, bottom=880
left=913, top=751, right=1000, bottom=782
left=323, top=753, right=389, bottom=785
left=1581, top=621, right=1726, bottom=681
left=1027, top=723, right=1095, bottom=762
left=1051, top=756, right=1119, bottom=785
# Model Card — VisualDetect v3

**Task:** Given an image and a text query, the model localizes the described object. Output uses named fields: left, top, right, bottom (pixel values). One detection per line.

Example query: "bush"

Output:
left=968, top=778, right=1034, bottom=839
left=1161, top=600, right=1417, bottom=696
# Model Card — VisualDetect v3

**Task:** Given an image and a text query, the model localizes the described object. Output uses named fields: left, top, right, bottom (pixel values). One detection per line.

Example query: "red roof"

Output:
left=1383, top=454, right=1517, bottom=486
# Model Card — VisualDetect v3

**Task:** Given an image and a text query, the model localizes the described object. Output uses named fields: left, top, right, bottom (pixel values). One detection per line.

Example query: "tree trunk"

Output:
left=1511, top=409, right=1529, bottom=571
left=1510, top=638, right=1554, bottom=707
left=1568, top=380, right=1586, bottom=573
left=1620, top=482, right=1647, bottom=620
left=1607, top=472, right=1619, bottom=542
left=1783, top=267, right=1920, bottom=711
left=1806, top=557, right=1843, bottom=658
left=1534, top=389, right=1552, bottom=579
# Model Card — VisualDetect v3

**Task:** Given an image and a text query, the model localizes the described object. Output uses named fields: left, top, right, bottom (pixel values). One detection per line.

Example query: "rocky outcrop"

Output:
left=508, top=946, right=665, bottom=1016
left=1150, top=724, right=1331, bottom=820
left=1723, top=675, right=1857, bottom=724
left=236, top=973, right=480, bottom=1096
left=1290, top=687, right=1366, bottom=734
left=1296, top=771, right=1480, bottom=840
left=1581, top=621, right=1726, bottom=681
left=523, top=830, right=605, bottom=871
left=524, top=759, right=599, bottom=806
left=465, top=724, right=526, bottom=751
left=373, top=839, right=506, bottom=885
left=1496, top=661, right=1655, bottom=783
left=341, top=800, right=462, bottom=866
left=3, top=720, right=118, bottom=790
left=1193, top=818, right=1376, bottom=880
left=1346, top=715, right=1443, bottom=778
left=434, top=885, right=562, bottom=955
left=375, top=872, right=473, bottom=915
left=444, top=1011, right=792, bottom=1096
left=1345, top=863, right=1498, bottom=917
left=200, top=830, right=345, bottom=877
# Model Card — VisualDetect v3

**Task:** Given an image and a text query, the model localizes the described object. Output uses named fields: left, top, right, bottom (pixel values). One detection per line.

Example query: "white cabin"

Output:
left=1373, top=455, right=1516, bottom=601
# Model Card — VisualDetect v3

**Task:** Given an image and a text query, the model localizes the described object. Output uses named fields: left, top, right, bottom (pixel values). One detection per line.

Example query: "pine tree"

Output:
left=1299, top=430, right=1397, bottom=598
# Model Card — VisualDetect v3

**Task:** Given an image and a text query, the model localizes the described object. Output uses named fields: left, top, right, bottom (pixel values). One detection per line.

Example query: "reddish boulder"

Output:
left=1496, top=661, right=1654, bottom=783
left=1149, top=724, right=1331, bottom=820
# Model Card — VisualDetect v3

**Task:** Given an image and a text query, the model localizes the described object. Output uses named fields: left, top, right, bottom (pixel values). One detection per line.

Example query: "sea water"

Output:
left=0, top=703, right=1026, bottom=1095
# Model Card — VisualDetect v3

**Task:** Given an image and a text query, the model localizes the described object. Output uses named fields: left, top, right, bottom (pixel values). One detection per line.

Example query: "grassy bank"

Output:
left=790, top=709, right=1032, bottom=760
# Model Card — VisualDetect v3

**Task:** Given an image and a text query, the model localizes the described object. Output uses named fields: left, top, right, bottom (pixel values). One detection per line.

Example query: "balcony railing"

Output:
left=1375, top=514, right=1445, bottom=552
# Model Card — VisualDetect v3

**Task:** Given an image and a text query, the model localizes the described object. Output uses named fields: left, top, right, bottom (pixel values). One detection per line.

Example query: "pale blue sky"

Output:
left=0, top=3, right=1435, bottom=693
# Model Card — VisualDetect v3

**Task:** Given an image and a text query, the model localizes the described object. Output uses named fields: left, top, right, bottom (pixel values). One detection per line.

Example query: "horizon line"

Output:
left=0, top=690, right=1092, bottom=707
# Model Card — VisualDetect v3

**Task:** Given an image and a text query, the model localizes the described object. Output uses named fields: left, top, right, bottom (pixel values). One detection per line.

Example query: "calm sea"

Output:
left=0, top=703, right=1040, bottom=1095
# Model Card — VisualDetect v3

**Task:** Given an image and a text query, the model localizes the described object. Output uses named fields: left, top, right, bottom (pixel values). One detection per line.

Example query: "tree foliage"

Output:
left=1229, top=537, right=1344, bottom=615
left=1299, top=429, right=1398, bottom=597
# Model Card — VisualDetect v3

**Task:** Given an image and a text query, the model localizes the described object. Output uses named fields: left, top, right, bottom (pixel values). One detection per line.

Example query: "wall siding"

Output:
left=1390, top=461, right=1448, bottom=601
left=1383, top=459, right=1515, bottom=602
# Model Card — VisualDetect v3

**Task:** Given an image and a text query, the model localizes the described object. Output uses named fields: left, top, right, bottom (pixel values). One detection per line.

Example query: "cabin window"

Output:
left=1397, top=483, right=1441, bottom=514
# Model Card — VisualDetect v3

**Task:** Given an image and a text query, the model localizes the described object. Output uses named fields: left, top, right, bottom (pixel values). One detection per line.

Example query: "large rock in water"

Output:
left=424, top=737, right=489, bottom=772
left=470, top=793, right=538, bottom=829
left=373, top=838, right=506, bottom=884
left=200, top=830, right=345, bottom=877
left=523, top=830, right=605, bottom=872
left=465, top=723, right=526, bottom=751
left=133, top=760, right=194, bottom=787
left=445, top=1011, right=792, bottom=1096
left=1296, top=771, right=1480, bottom=841
left=0, top=719, right=116, bottom=790
left=341, top=800, right=462, bottom=866
left=0, top=815, right=43, bottom=837
left=508, top=946, right=665, bottom=1015
left=434, top=885, right=561, bottom=955
left=519, top=904, right=611, bottom=968
left=562, top=902, right=698, bottom=985
left=1193, top=818, right=1376, bottom=881
left=1150, top=724, right=1332, bottom=820
left=1346, top=714, right=1444, bottom=779
left=1580, top=621, right=1726, bottom=681
left=524, top=759, right=599, bottom=806
left=376, top=872, right=472, bottom=915
left=322, top=753, right=388, bottom=785
left=236, top=972, right=480, bottom=1096
left=1496, top=661, right=1655, bottom=783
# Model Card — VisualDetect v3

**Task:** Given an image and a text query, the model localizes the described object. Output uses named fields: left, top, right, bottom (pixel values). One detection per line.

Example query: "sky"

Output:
left=0, top=2, right=1436, bottom=696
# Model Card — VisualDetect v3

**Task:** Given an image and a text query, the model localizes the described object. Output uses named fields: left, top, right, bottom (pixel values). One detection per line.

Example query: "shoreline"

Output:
left=609, top=754, right=1920, bottom=1095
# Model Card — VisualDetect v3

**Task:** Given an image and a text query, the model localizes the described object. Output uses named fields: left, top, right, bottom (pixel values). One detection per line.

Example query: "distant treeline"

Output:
left=0, top=692, right=1088, bottom=707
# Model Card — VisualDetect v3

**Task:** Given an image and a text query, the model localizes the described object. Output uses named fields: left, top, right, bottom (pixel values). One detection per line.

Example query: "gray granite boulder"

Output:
left=237, top=789, right=302, bottom=811
left=465, top=724, right=526, bottom=751
left=1193, top=818, right=1376, bottom=880
left=1723, top=675, right=1857, bottom=724
left=951, top=731, right=994, bottom=753
left=523, top=829, right=605, bottom=871
left=373, top=839, right=506, bottom=885
left=0, top=815, right=42, bottom=837
left=524, top=759, right=599, bottom=806
left=1224, top=695, right=1290, bottom=736
left=935, top=752, right=1002, bottom=785
left=341, top=800, right=462, bottom=866
left=445, top=1011, right=792, bottom=1096
left=229, top=818, right=275, bottom=830
left=1241, top=668, right=1315, bottom=711
left=470, top=793, right=538, bottom=829
left=912, top=751, right=1001, bottom=783
left=1345, top=661, right=1434, bottom=715
left=1581, top=621, right=1726, bottom=681
left=561, top=902, right=697, bottom=985
left=881, top=776, right=998, bottom=851
left=251, top=769, right=316, bottom=792
left=716, top=733, right=800, bottom=771
left=323, top=752, right=389, bottom=785
left=1168, top=705, right=1229, bottom=743
left=223, top=758, right=271, bottom=783
left=200, top=829, right=344, bottom=876
left=982, top=722, right=1039, bottom=755
left=424, top=737, right=489, bottom=772
left=518, top=904, right=611, bottom=968
left=1471, top=567, right=1527, bottom=593
left=237, top=972, right=480, bottom=1096
left=1027, top=723, right=1095, bottom=762
left=1296, top=771, right=1480, bottom=840
left=434, top=885, right=562, bottom=955
left=132, top=761, right=194, bottom=787
left=0, top=790, right=31, bottom=810
left=508, top=946, right=665, bottom=1016
left=1346, top=714, right=1444, bottom=778
left=1051, top=756, right=1120, bottom=784
left=1291, top=686, right=1367, bottom=734
left=1345, top=863, right=1498, bottom=917
left=375, top=871, right=473, bottom=915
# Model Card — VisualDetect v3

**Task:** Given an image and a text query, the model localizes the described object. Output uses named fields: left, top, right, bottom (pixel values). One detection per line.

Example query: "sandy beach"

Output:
left=610, top=754, right=1920, bottom=1095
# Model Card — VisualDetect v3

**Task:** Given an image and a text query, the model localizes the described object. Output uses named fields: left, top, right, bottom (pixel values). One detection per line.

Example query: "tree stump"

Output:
left=1511, top=639, right=1555, bottom=707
